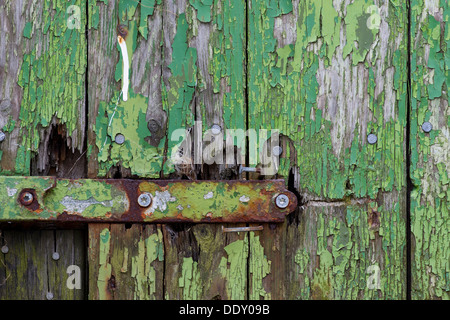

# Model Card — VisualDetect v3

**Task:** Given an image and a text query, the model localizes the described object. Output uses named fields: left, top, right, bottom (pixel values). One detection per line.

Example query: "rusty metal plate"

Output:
left=0, top=177, right=297, bottom=223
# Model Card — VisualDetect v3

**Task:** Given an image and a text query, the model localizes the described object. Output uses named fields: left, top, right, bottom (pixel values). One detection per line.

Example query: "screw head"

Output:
left=421, top=121, right=433, bottom=133
left=211, top=124, right=222, bottom=135
left=273, top=146, right=283, bottom=156
left=1, top=245, right=9, bottom=254
left=19, top=191, right=34, bottom=206
left=137, top=193, right=152, bottom=207
left=52, top=252, right=60, bottom=261
left=115, top=133, right=125, bottom=145
left=275, top=194, right=290, bottom=209
left=46, top=292, right=54, bottom=300
left=0, top=131, right=5, bottom=142
left=367, top=133, right=378, bottom=145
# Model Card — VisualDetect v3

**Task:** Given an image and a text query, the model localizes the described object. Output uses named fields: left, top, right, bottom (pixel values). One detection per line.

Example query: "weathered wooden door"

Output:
left=0, top=0, right=448, bottom=300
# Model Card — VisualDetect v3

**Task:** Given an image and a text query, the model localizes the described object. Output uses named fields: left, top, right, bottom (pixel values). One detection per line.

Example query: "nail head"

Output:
left=0, top=131, right=5, bottom=142
left=137, top=193, right=152, bottom=207
left=273, top=146, right=283, bottom=156
left=115, top=133, right=125, bottom=145
left=1, top=245, right=9, bottom=254
left=421, top=121, right=432, bottom=133
left=275, top=194, right=290, bottom=209
left=367, top=134, right=378, bottom=145
left=52, top=252, right=60, bottom=261
left=211, top=124, right=222, bottom=135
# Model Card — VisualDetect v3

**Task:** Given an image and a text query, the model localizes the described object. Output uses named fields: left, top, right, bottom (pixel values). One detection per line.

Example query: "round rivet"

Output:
left=115, top=133, right=125, bottom=145
left=211, top=124, right=222, bottom=135
left=0, top=131, right=5, bottom=142
left=46, top=292, right=54, bottom=300
left=273, top=146, right=283, bottom=156
left=137, top=193, right=152, bottom=207
left=52, top=252, right=60, bottom=261
left=19, top=191, right=34, bottom=206
left=421, top=121, right=433, bottom=133
left=275, top=194, right=290, bottom=209
left=367, top=134, right=378, bottom=145
left=1, top=245, right=9, bottom=254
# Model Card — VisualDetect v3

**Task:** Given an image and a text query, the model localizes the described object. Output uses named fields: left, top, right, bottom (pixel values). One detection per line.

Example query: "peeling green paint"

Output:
left=410, top=0, right=450, bottom=300
left=131, top=229, right=164, bottom=299
left=249, top=233, right=271, bottom=300
left=178, top=257, right=201, bottom=299
left=97, top=228, right=112, bottom=300
left=219, top=238, right=248, bottom=300
left=12, top=0, right=87, bottom=175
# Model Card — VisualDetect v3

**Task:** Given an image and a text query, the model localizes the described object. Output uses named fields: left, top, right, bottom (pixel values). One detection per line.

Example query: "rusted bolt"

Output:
left=275, top=194, right=290, bottom=209
left=421, top=121, right=433, bottom=133
left=117, top=24, right=128, bottom=38
left=0, top=131, right=5, bottom=142
left=211, top=124, right=222, bottom=135
left=19, top=191, right=34, bottom=206
left=147, top=119, right=160, bottom=133
left=52, top=252, right=60, bottom=261
left=115, top=133, right=125, bottom=145
left=137, top=193, right=152, bottom=207
left=367, top=133, right=378, bottom=145
left=1, top=245, right=8, bottom=254
left=273, top=146, right=283, bottom=156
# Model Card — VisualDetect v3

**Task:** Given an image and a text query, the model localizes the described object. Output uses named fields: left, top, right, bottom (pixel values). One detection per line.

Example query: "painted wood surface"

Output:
left=0, top=0, right=448, bottom=300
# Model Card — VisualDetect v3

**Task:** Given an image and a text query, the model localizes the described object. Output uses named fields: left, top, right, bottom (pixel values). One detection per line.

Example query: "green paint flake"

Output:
left=249, top=233, right=271, bottom=300
left=131, top=230, right=164, bottom=299
left=178, top=257, right=201, bottom=299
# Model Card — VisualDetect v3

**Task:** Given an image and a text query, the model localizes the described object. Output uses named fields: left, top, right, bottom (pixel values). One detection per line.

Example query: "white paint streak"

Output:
left=203, top=191, right=214, bottom=199
left=6, top=187, right=17, bottom=197
left=117, top=36, right=129, bottom=101
left=60, top=196, right=113, bottom=213
left=239, top=195, right=250, bottom=203
left=147, top=191, right=177, bottom=214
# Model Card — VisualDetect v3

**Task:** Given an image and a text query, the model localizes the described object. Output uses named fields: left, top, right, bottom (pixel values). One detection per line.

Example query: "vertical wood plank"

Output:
left=0, top=229, right=85, bottom=300
left=247, top=0, right=408, bottom=299
left=88, top=224, right=164, bottom=300
left=410, top=0, right=450, bottom=300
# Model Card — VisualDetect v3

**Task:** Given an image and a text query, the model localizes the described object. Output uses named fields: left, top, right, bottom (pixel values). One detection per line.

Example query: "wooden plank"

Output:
left=0, top=229, right=85, bottom=300
left=0, top=0, right=87, bottom=175
left=160, top=0, right=249, bottom=301
left=163, top=223, right=248, bottom=300
left=410, top=0, right=450, bottom=300
left=0, top=0, right=88, bottom=300
left=87, top=0, right=164, bottom=178
left=88, top=223, right=164, bottom=300
left=247, top=0, right=408, bottom=299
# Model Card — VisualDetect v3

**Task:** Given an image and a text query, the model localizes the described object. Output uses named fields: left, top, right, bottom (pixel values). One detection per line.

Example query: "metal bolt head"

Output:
left=367, top=133, right=378, bottom=145
left=137, top=193, right=152, bottom=207
left=52, top=252, right=60, bottom=261
left=46, top=292, right=54, bottom=300
left=211, top=124, right=222, bottom=135
left=0, top=131, right=5, bottom=142
left=421, top=121, right=433, bottom=133
left=1, top=245, right=9, bottom=254
left=275, top=194, right=290, bottom=209
left=273, top=146, right=283, bottom=156
left=19, top=191, right=34, bottom=206
left=115, top=133, right=125, bottom=145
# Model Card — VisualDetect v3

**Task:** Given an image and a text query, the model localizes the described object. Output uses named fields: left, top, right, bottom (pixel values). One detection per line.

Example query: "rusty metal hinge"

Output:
left=0, top=176, right=297, bottom=223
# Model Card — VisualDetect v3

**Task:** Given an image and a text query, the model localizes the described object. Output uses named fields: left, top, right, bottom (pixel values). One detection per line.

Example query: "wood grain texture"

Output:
left=247, top=0, right=408, bottom=299
left=0, top=0, right=87, bottom=175
left=0, top=229, right=85, bottom=300
left=88, top=223, right=164, bottom=300
left=410, top=0, right=449, bottom=300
